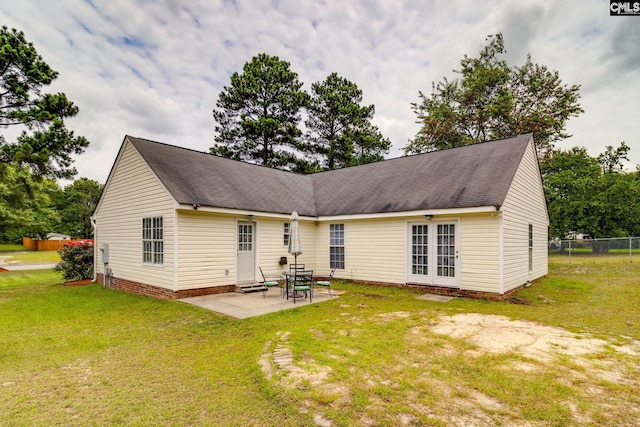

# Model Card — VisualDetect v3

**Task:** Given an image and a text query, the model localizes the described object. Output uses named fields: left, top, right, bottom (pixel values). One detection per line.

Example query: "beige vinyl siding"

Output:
left=94, top=141, right=175, bottom=290
left=256, top=218, right=317, bottom=275
left=459, top=213, right=501, bottom=293
left=316, top=218, right=406, bottom=284
left=501, top=141, right=549, bottom=292
left=176, top=211, right=236, bottom=290
left=176, top=214, right=319, bottom=289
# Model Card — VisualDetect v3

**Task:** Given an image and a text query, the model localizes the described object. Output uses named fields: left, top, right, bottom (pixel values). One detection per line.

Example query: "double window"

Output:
left=330, top=224, right=345, bottom=269
left=142, top=217, right=163, bottom=265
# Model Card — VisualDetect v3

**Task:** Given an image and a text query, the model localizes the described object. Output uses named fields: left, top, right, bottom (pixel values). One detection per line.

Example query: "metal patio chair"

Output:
left=314, top=268, right=335, bottom=297
left=259, top=267, right=282, bottom=298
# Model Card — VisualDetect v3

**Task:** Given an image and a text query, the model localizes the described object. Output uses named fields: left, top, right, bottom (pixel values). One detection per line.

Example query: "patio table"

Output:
left=282, top=270, right=314, bottom=303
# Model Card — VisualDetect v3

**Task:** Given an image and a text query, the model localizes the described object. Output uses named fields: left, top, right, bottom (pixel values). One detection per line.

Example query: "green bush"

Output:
left=54, top=240, right=94, bottom=281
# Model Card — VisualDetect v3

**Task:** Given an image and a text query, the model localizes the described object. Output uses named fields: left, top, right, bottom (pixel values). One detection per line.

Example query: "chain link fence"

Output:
left=549, top=237, right=640, bottom=263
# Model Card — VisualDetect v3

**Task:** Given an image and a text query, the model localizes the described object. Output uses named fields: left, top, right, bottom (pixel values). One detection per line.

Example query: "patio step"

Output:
left=235, top=282, right=267, bottom=293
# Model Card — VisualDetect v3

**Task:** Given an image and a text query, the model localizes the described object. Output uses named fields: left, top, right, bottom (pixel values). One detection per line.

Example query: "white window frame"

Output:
left=528, top=223, right=533, bottom=272
left=142, top=216, right=164, bottom=265
left=329, top=223, right=345, bottom=269
left=283, top=222, right=290, bottom=246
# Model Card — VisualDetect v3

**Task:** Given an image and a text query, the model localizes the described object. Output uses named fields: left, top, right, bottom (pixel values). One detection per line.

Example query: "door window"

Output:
left=411, top=224, right=429, bottom=275
left=437, top=224, right=456, bottom=277
left=238, top=223, right=253, bottom=252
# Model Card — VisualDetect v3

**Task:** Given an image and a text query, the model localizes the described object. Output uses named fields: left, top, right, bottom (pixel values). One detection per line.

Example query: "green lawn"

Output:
left=0, top=244, right=60, bottom=264
left=0, top=250, right=60, bottom=264
left=1, top=261, right=638, bottom=426
left=0, top=243, right=29, bottom=252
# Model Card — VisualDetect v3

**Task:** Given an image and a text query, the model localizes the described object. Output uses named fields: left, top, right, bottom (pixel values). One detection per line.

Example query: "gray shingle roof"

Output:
left=126, top=134, right=533, bottom=217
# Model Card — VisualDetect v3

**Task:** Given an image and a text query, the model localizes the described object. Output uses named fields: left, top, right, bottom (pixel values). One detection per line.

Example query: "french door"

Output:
left=408, top=221, right=459, bottom=287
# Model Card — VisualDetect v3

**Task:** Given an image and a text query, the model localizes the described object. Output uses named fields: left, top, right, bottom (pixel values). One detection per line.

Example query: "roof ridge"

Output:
left=126, top=135, right=314, bottom=179
left=124, top=134, right=533, bottom=216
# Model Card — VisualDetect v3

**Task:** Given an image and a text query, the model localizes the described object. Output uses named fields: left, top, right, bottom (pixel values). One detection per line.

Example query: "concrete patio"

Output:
left=178, top=287, right=339, bottom=319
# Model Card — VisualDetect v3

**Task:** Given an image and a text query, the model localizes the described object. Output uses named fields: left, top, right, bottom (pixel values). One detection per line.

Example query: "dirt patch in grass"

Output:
left=262, top=312, right=640, bottom=426
left=505, top=295, right=532, bottom=305
left=431, top=313, right=636, bottom=361
left=351, top=292, right=388, bottom=299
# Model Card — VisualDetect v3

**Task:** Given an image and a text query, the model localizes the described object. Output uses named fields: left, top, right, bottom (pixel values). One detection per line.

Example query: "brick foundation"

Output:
left=95, top=274, right=527, bottom=302
left=352, top=279, right=527, bottom=301
left=96, top=274, right=235, bottom=300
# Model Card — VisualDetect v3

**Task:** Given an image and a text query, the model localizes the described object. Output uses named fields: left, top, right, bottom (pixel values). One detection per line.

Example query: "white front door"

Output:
left=407, top=221, right=459, bottom=287
left=237, top=221, right=255, bottom=282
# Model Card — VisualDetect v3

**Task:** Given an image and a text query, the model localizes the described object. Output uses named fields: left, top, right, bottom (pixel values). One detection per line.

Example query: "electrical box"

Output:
left=102, top=243, right=109, bottom=263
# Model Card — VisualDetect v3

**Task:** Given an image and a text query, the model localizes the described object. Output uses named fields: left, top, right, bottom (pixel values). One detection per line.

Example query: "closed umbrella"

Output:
left=288, top=211, right=303, bottom=269
left=287, top=211, right=305, bottom=301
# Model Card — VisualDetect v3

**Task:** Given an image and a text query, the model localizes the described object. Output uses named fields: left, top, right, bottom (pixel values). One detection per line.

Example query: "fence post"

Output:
left=568, top=240, right=572, bottom=264
left=630, top=237, right=633, bottom=263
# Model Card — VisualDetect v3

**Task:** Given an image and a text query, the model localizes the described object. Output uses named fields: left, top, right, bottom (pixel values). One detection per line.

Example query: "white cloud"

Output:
left=1, top=0, right=639, bottom=185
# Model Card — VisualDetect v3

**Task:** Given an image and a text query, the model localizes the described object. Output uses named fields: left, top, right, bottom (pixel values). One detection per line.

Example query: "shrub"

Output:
left=54, top=240, right=94, bottom=281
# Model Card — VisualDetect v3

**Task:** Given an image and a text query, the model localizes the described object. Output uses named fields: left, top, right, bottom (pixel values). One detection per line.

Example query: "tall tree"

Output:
left=54, top=177, right=103, bottom=238
left=405, top=33, right=583, bottom=155
left=541, top=147, right=601, bottom=240
left=211, top=53, right=308, bottom=170
left=0, top=164, right=60, bottom=242
left=541, top=143, right=640, bottom=242
left=305, top=72, right=390, bottom=170
left=598, top=141, right=630, bottom=174
left=0, top=26, right=89, bottom=179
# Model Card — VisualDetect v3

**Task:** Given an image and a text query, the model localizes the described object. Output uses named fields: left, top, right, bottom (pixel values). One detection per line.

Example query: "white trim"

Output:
left=173, top=204, right=179, bottom=291
left=319, top=206, right=496, bottom=222
left=432, top=219, right=460, bottom=287
left=91, top=217, right=98, bottom=282
left=235, top=219, right=256, bottom=283
left=177, top=204, right=499, bottom=222
left=178, top=205, right=310, bottom=220
left=498, top=211, right=504, bottom=294
left=405, top=219, right=460, bottom=287
left=329, top=223, right=345, bottom=270
left=406, top=220, right=430, bottom=284
left=141, top=215, right=165, bottom=266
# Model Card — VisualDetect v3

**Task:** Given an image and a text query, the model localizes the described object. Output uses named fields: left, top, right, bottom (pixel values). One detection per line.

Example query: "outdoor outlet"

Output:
left=225, top=269, right=229, bottom=276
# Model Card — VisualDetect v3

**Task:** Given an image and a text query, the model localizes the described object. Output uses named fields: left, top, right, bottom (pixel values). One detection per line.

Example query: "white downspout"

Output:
left=91, top=216, right=98, bottom=283
left=498, top=211, right=504, bottom=294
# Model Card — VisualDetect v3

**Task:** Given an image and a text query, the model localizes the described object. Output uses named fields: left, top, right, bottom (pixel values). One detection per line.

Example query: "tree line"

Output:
left=0, top=171, right=102, bottom=242
left=211, top=53, right=391, bottom=173
left=0, top=26, right=98, bottom=242
left=542, top=142, right=640, bottom=242
left=1, top=25, right=638, bottom=244
left=398, top=33, right=639, bottom=241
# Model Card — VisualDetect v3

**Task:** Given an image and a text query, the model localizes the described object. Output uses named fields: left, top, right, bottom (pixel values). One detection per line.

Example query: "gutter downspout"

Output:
left=91, top=216, right=98, bottom=283
left=496, top=205, right=504, bottom=295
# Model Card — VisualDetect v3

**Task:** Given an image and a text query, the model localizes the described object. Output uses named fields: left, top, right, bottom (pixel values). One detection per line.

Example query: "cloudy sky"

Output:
left=2, top=0, right=639, bottom=184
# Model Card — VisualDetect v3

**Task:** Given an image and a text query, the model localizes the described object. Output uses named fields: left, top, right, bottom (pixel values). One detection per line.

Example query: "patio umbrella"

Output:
left=288, top=211, right=303, bottom=270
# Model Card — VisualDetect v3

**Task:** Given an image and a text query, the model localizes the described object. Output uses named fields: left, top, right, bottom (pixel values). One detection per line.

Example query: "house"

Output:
left=46, top=233, right=71, bottom=240
left=92, top=134, right=548, bottom=300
